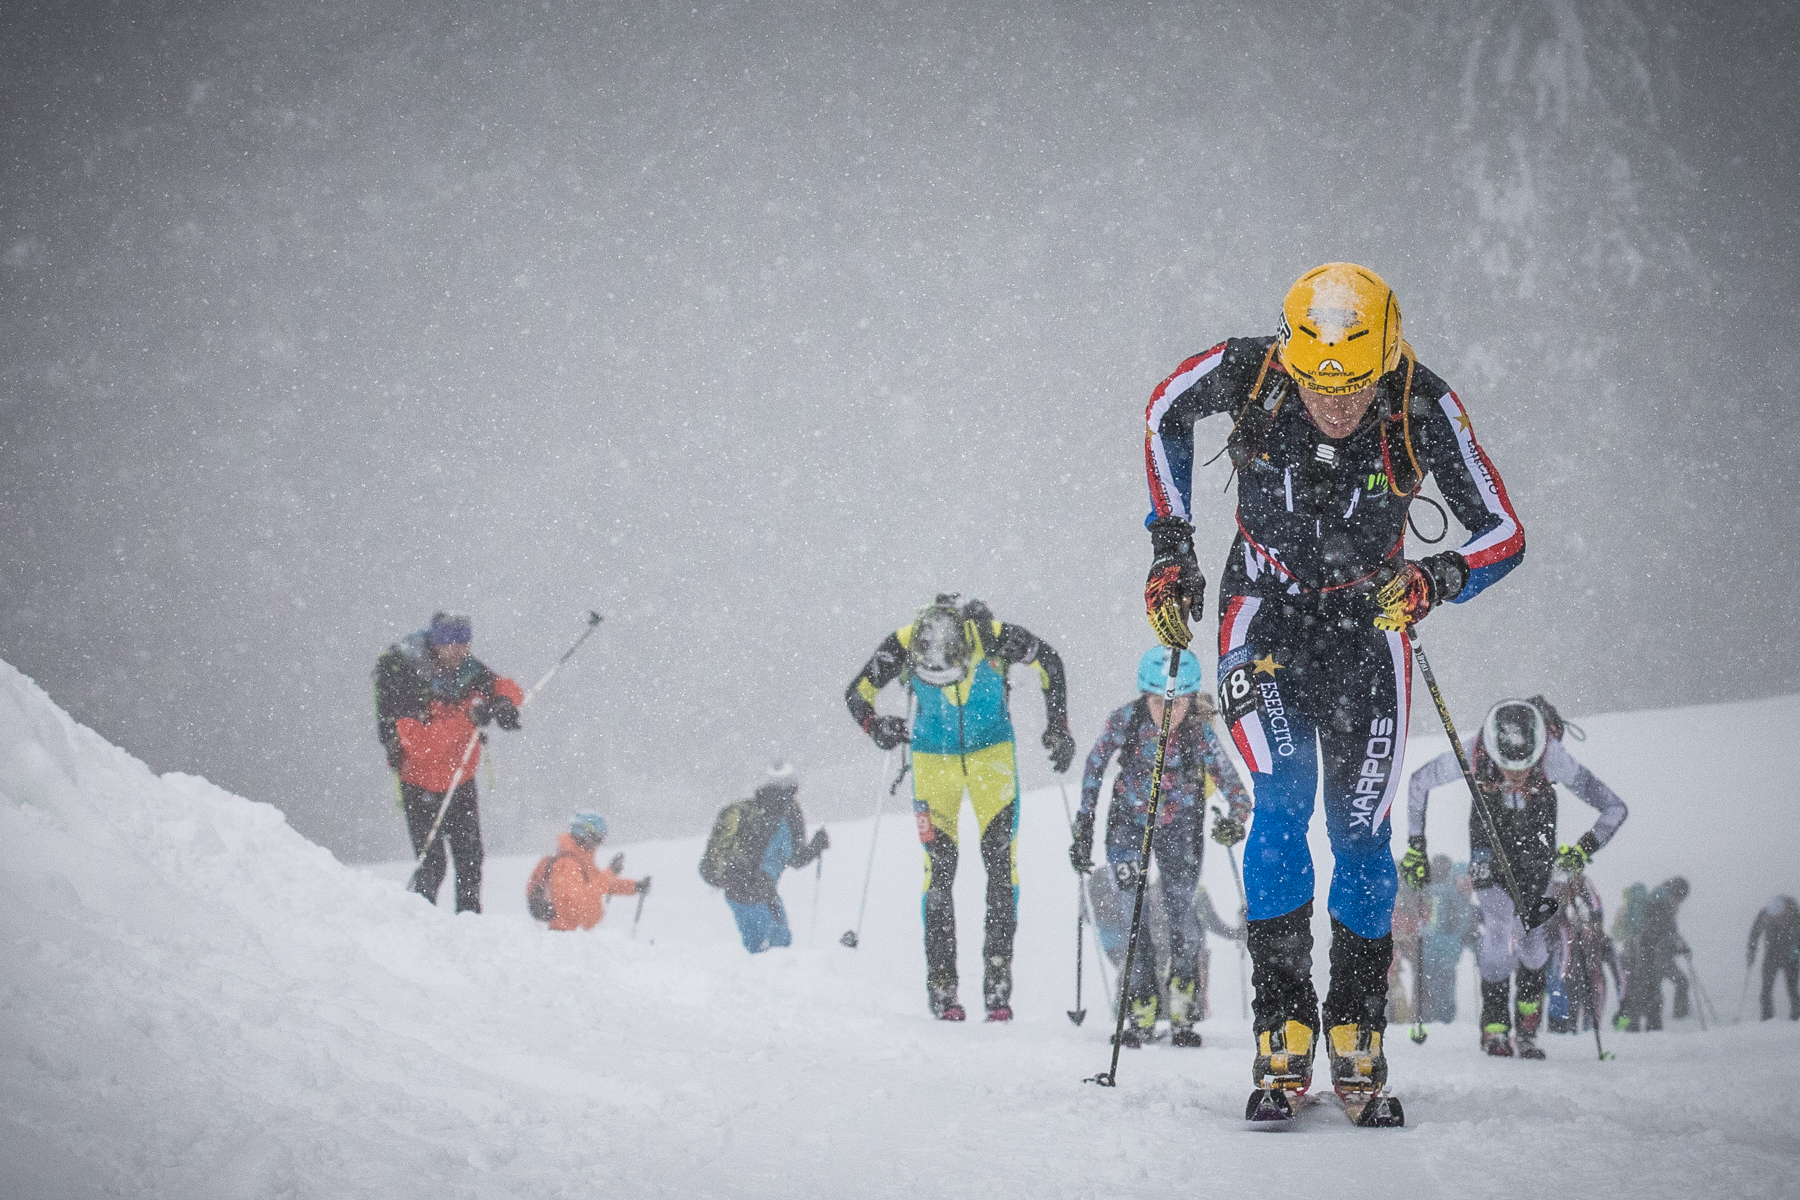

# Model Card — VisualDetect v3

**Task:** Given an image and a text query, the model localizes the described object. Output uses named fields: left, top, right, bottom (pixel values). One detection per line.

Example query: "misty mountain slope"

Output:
left=2, top=0, right=1796, bottom=861
left=3, top=659, right=1796, bottom=1197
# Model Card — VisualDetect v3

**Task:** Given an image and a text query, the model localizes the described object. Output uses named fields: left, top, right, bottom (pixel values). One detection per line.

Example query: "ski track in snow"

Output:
left=0, top=658, right=1796, bottom=1198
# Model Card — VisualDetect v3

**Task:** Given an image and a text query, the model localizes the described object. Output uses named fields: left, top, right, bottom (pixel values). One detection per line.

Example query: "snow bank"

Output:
left=2, top=660, right=1796, bottom=1198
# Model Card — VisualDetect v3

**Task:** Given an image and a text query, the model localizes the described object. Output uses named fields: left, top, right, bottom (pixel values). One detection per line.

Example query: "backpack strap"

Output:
left=1224, top=342, right=1287, bottom=476
left=1378, top=344, right=1423, bottom=498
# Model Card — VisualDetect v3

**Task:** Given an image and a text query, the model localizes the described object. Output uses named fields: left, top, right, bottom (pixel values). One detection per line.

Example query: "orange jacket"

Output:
left=544, top=834, right=640, bottom=931
left=394, top=678, right=524, bottom=792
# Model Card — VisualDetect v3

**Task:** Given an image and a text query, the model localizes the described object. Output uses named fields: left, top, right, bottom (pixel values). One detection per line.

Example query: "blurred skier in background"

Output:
left=527, top=812, right=649, bottom=932
left=1627, top=876, right=1692, bottom=1031
left=1747, top=895, right=1800, bottom=1021
left=1070, top=647, right=1252, bottom=1047
left=1612, top=883, right=1650, bottom=1030
left=1405, top=695, right=1627, bottom=1058
left=845, top=595, right=1072, bottom=1022
left=1141, top=262, right=1527, bottom=1108
left=1545, top=872, right=1618, bottom=1034
left=698, top=762, right=828, bottom=954
left=374, top=612, right=523, bottom=913
left=1417, top=857, right=1479, bottom=1024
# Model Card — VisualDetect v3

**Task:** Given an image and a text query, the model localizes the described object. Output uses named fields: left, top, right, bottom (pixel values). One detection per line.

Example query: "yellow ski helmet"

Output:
left=1275, top=263, right=1402, bottom=395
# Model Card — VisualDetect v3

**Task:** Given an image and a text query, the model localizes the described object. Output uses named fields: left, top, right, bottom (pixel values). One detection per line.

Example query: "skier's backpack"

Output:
left=526, top=854, right=560, bottom=922
left=699, top=802, right=748, bottom=889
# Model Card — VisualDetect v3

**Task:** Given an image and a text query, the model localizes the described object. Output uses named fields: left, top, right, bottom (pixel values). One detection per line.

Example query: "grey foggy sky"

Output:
left=3, top=0, right=1797, bottom=861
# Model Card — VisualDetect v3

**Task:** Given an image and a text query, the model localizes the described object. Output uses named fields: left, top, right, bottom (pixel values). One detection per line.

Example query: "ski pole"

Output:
left=1086, top=647, right=1182, bottom=1087
left=1569, top=884, right=1613, bottom=1059
left=1210, top=804, right=1252, bottom=1022
left=1409, top=942, right=1427, bottom=1045
left=1682, top=951, right=1719, bottom=1029
left=840, top=748, right=894, bottom=949
left=1735, top=960, right=1753, bottom=1024
left=630, top=884, right=648, bottom=938
left=1058, top=783, right=1115, bottom=1019
left=409, top=611, right=603, bottom=891
left=809, top=853, right=824, bottom=944
left=1406, top=629, right=1556, bottom=930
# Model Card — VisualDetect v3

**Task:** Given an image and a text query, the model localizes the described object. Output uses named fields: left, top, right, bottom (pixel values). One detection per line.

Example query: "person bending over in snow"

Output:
left=1071, top=647, right=1251, bottom=1048
left=1141, top=263, right=1525, bottom=1110
left=528, top=812, right=648, bottom=932
left=374, top=612, right=523, bottom=913
left=1406, top=696, right=1627, bottom=1057
left=1748, top=895, right=1800, bottom=1021
left=845, top=594, right=1073, bottom=1022
left=699, top=762, right=827, bottom=954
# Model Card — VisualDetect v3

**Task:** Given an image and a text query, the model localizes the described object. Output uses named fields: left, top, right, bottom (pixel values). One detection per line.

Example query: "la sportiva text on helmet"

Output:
left=1276, top=263, right=1402, bottom=396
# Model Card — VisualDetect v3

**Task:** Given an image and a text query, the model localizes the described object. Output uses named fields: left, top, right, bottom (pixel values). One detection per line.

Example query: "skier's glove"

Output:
left=1372, top=552, right=1469, bottom=633
left=1044, top=723, right=1077, bottom=773
left=1145, top=517, right=1204, bottom=649
left=1401, top=835, right=1429, bottom=889
left=1554, top=832, right=1600, bottom=875
left=636, top=876, right=652, bottom=895
left=607, top=853, right=626, bottom=873
left=1069, top=820, right=1095, bottom=874
left=863, top=715, right=909, bottom=751
left=471, top=695, right=520, bottom=730
left=490, top=696, right=521, bottom=731
left=811, top=828, right=830, bottom=854
left=1210, top=813, right=1245, bottom=847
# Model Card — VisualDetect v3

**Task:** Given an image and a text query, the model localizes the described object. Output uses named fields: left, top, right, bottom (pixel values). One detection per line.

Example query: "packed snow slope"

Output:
left=3, top=658, right=1797, bottom=1199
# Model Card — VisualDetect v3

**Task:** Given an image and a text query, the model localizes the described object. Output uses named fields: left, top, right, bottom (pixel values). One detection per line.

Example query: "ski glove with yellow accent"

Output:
left=1373, top=552, right=1468, bottom=633
left=1145, top=517, right=1204, bottom=649
left=1554, top=832, right=1600, bottom=875
left=1401, top=835, right=1429, bottom=890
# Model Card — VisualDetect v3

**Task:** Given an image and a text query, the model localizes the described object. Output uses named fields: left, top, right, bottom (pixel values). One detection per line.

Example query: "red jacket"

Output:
left=538, top=834, right=640, bottom=931
left=393, top=679, right=522, bottom=792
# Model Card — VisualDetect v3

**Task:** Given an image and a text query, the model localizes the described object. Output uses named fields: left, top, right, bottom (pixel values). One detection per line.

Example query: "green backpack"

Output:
left=699, top=802, right=747, bottom=889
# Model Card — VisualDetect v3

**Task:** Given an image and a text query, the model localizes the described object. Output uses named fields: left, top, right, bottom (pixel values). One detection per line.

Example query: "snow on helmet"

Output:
left=1137, top=647, right=1203, bottom=696
left=909, top=595, right=971, bottom=688
left=755, top=759, right=799, bottom=804
left=570, top=810, right=607, bottom=843
left=1481, top=699, right=1547, bottom=771
left=1276, top=263, right=1402, bottom=395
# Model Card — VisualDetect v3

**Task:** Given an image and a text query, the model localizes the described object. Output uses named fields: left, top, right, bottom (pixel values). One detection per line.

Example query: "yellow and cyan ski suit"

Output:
left=846, top=612, right=1068, bottom=1010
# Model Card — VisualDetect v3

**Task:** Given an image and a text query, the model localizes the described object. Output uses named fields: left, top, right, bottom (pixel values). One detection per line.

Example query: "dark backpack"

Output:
left=699, top=802, right=748, bottom=889
left=526, top=854, right=560, bottom=922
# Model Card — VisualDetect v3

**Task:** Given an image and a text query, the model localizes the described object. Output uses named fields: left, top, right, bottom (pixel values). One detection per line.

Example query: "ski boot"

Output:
left=1252, top=1020, right=1315, bottom=1093
left=1513, top=970, right=1546, bottom=1058
left=928, top=979, right=966, bottom=1022
left=1326, top=1024, right=1388, bottom=1098
left=1246, top=1020, right=1314, bottom=1122
left=1167, top=977, right=1202, bottom=1046
left=1481, top=1023, right=1514, bottom=1056
left=1112, top=996, right=1157, bottom=1049
left=1514, top=1007, right=1545, bottom=1059
left=983, top=957, right=1013, bottom=1022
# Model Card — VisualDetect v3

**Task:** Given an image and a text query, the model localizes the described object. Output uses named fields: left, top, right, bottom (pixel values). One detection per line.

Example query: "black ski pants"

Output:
left=402, top=779, right=483, bottom=913
left=1762, top=955, right=1800, bottom=1021
left=922, top=801, right=1017, bottom=1001
left=1104, top=803, right=1204, bottom=1017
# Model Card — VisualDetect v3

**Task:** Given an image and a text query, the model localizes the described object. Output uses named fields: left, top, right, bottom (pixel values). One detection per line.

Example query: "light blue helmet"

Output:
left=570, top=810, right=607, bottom=843
left=1137, top=647, right=1203, bottom=696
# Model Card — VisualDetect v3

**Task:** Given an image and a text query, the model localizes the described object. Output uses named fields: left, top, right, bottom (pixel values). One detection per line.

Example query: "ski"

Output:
left=1333, top=1087, right=1405, bottom=1128
left=1245, top=1087, right=1305, bottom=1125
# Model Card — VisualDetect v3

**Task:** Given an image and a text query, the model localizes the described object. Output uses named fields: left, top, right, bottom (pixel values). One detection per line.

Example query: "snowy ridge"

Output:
left=2, top=659, right=1797, bottom=1197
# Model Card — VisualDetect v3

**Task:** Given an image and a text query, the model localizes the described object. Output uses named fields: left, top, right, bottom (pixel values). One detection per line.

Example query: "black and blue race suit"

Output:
left=1144, top=336, right=1524, bottom=1031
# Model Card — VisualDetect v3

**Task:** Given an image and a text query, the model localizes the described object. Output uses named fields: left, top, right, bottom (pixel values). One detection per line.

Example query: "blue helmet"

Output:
left=1137, top=647, right=1203, bottom=696
left=570, top=810, right=607, bottom=843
